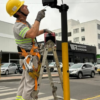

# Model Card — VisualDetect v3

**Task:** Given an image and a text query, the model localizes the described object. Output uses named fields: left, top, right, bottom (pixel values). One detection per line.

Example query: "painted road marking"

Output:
left=83, top=95, right=100, bottom=100
left=0, top=88, right=17, bottom=92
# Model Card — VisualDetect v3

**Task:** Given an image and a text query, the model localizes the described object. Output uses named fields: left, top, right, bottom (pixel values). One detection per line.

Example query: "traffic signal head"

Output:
left=42, top=0, right=57, bottom=8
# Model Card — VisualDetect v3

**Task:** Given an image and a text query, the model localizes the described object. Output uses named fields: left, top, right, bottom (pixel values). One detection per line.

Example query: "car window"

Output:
left=59, top=62, right=62, bottom=65
left=83, top=64, right=87, bottom=68
left=70, top=63, right=83, bottom=69
left=1, top=63, right=9, bottom=67
left=49, top=62, right=55, bottom=65
left=9, top=64, right=12, bottom=66
left=86, top=64, right=92, bottom=68
left=12, top=63, right=16, bottom=66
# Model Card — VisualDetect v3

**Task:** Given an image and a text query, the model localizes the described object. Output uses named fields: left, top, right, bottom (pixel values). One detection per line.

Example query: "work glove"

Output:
left=36, top=9, right=46, bottom=22
left=44, top=29, right=53, bottom=34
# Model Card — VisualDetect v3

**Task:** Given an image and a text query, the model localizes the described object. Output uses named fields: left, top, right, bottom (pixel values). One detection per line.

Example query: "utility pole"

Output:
left=56, top=4, right=70, bottom=100
left=42, top=0, right=70, bottom=99
left=0, top=51, right=2, bottom=78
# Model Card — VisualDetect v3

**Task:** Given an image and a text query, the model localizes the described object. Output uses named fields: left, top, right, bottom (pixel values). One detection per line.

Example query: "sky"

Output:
left=1, top=0, right=100, bottom=41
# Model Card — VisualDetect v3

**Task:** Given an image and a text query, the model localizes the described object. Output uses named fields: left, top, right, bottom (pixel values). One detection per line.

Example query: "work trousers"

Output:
left=17, top=56, right=39, bottom=100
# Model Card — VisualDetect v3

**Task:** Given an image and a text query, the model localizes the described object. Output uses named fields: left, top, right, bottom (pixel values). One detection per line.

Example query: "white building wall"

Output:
left=0, top=21, right=17, bottom=52
left=53, top=29, right=61, bottom=41
left=54, top=19, right=100, bottom=55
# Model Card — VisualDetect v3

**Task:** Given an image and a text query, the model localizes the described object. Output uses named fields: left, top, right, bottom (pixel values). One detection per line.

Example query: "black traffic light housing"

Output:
left=42, top=0, right=57, bottom=8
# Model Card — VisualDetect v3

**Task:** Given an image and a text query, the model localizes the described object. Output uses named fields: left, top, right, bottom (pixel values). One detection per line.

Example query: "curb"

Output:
left=0, top=74, right=59, bottom=82
left=0, top=72, right=99, bottom=82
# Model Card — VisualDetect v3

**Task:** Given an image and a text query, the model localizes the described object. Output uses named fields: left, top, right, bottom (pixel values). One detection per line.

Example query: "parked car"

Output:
left=95, top=64, right=100, bottom=74
left=69, top=62, right=74, bottom=67
left=95, top=64, right=100, bottom=70
left=48, top=62, right=56, bottom=72
left=97, top=68, right=100, bottom=74
left=1, top=63, right=18, bottom=75
left=69, top=63, right=95, bottom=79
left=17, top=64, right=23, bottom=74
left=49, top=62, right=63, bottom=72
left=85, top=62, right=97, bottom=70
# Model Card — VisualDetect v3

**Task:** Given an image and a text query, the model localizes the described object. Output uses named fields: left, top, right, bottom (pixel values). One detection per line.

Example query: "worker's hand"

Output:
left=44, top=29, right=53, bottom=34
left=36, top=9, right=46, bottom=22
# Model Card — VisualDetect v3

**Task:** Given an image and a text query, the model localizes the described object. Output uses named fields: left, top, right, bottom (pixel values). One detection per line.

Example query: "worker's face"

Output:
left=20, top=4, right=29, bottom=15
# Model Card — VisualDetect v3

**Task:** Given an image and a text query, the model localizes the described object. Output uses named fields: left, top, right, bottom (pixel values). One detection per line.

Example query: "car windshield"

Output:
left=1, top=63, right=10, bottom=67
left=49, top=62, right=55, bottom=65
left=70, top=63, right=83, bottom=69
left=69, top=63, right=74, bottom=66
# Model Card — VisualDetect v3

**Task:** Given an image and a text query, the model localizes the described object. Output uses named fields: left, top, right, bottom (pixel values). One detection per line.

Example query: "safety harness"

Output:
left=16, top=20, right=41, bottom=90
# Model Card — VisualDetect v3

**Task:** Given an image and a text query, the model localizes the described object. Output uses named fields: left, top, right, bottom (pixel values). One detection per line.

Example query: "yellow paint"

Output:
left=97, top=69, right=100, bottom=72
left=82, top=95, right=100, bottom=100
left=62, top=42, right=70, bottom=100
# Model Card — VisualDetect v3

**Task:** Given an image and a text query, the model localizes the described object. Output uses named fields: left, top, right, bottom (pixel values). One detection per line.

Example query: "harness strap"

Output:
left=17, top=20, right=40, bottom=90
left=19, top=44, right=41, bottom=90
left=34, top=78, right=38, bottom=90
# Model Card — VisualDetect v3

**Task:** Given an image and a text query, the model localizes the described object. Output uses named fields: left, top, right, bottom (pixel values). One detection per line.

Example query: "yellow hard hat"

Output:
left=6, top=0, right=24, bottom=16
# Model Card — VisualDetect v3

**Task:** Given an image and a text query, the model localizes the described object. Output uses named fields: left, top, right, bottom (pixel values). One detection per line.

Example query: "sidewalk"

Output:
left=0, top=71, right=98, bottom=82
left=0, top=73, right=59, bottom=82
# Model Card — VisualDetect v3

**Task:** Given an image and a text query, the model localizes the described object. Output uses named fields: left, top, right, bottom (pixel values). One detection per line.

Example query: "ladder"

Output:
left=32, top=40, right=63, bottom=100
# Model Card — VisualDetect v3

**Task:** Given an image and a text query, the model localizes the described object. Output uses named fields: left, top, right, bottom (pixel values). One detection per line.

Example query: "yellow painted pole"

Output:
left=0, top=58, right=1, bottom=78
left=62, top=42, right=70, bottom=100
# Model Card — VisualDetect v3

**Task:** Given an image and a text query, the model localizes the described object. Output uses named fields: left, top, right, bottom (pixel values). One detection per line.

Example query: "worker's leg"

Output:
left=22, top=56, right=39, bottom=100
left=16, top=70, right=25, bottom=99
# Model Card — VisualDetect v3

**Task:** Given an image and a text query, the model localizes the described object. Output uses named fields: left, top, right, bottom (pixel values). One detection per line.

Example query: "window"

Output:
left=81, top=27, right=85, bottom=32
left=73, top=37, right=79, bottom=42
left=55, top=33, right=58, bottom=36
left=12, top=63, right=16, bottom=66
left=68, top=41, right=72, bottom=43
left=98, top=34, right=100, bottom=39
left=97, top=24, right=100, bottom=30
left=81, top=36, right=85, bottom=41
left=55, top=32, right=61, bottom=36
left=73, top=28, right=79, bottom=33
left=58, top=32, right=61, bottom=36
left=86, top=64, right=92, bottom=68
left=68, top=32, right=71, bottom=37
left=98, top=43, right=100, bottom=49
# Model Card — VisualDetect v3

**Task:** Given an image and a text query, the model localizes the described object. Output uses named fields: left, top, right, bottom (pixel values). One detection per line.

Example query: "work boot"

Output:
left=31, top=90, right=38, bottom=100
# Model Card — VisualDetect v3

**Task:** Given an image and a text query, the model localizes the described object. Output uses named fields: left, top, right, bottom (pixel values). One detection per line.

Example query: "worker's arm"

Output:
left=37, top=30, right=44, bottom=36
left=25, top=9, right=46, bottom=39
left=25, top=20, right=40, bottom=38
left=37, top=29, right=53, bottom=36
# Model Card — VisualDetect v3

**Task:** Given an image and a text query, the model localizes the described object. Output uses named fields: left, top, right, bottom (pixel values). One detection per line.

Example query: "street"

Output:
left=0, top=73, right=100, bottom=100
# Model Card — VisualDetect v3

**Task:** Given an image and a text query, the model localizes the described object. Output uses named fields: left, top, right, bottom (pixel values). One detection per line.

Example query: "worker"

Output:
left=6, top=0, right=53, bottom=100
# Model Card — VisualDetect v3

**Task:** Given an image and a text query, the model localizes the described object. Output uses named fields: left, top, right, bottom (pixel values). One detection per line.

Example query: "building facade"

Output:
left=38, top=41, right=96, bottom=63
left=0, top=21, right=19, bottom=63
left=0, top=19, right=98, bottom=63
left=53, top=19, right=100, bottom=55
left=56, top=41, right=96, bottom=63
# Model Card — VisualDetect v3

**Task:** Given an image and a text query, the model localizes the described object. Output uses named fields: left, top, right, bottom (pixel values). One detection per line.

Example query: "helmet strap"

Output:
left=18, top=9, right=27, bottom=17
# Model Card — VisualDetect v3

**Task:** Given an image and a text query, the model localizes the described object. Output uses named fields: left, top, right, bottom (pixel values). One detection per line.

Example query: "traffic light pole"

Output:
left=56, top=4, right=70, bottom=100
left=0, top=51, right=2, bottom=78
